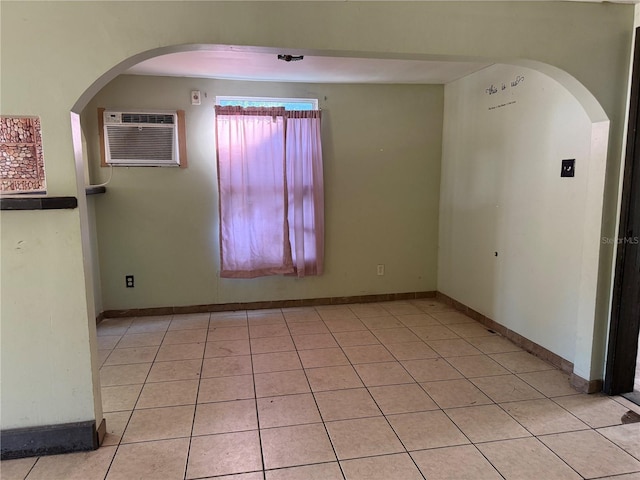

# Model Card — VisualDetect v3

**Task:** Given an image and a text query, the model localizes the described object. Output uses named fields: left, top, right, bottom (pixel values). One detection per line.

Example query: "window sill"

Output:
left=0, top=196, right=78, bottom=211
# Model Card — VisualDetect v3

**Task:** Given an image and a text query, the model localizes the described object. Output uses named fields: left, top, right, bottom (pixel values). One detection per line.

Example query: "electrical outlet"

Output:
left=377, top=264, right=385, bottom=276
left=125, top=275, right=134, bottom=288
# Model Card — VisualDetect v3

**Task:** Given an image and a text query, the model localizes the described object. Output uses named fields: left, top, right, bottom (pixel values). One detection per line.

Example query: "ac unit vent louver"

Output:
left=103, top=110, right=179, bottom=166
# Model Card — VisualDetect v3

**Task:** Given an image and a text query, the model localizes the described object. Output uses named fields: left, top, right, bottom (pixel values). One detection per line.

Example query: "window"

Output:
left=0, top=116, right=46, bottom=194
left=216, top=96, right=317, bottom=111
left=214, top=99, right=324, bottom=278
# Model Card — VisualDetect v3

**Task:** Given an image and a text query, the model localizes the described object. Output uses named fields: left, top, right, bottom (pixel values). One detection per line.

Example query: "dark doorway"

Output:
left=604, top=27, right=640, bottom=396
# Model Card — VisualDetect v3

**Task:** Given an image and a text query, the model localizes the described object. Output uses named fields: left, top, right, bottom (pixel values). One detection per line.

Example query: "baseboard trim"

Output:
left=435, top=292, right=601, bottom=394
left=102, top=291, right=437, bottom=319
left=1, top=419, right=102, bottom=460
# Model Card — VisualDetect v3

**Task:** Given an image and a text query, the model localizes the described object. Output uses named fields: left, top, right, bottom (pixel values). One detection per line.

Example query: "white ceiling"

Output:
left=125, top=49, right=493, bottom=85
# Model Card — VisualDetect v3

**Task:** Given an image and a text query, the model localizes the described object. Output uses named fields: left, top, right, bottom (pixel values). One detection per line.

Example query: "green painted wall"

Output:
left=83, top=76, right=443, bottom=309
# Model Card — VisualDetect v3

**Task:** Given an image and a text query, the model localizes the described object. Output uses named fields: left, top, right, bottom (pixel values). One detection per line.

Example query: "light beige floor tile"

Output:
left=395, top=313, right=441, bottom=327
left=283, top=309, right=322, bottom=323
left=539, top=430, right=640, bottom=478
left=381, top=303, right=422, bottom=316
left=388, top=410, right=469, bottom=450
left=136, top=379, right=199, bottom=408
left=97, top=319, right=132, bottom=337
left=193, top=399, right=258, bottom=435
left=201, top=355, right=252, bottom=378
left=205, top=339, right=251, bottom=357
left=446, top=404, right=531, bottom=442
left=426, top=339, right=483, bottom=357
left=287, top=322, right=329, bottom=335
left=333, top=330, right=380, bottom=347
left=249, top=324, right=290, bottom=339
left=254, top=370, right=310, bottom=397
left=490, top=351, right=555, bottom=373
left=421, top=379, right=493, bottom=409
left=106, top=438, right=189, bottom=480
left=155, top=342, right=205, bottom=361
left=326, top=416, right=404, bottom=460
left=360, top=316, right=404, bottom=330
left=292, top=334, right=338, bottom=350
left=104, top=346, right=158, bottom=365
left=318, top=308, right=358, bottom=321
left=471, top=374, right=545, bottom=403
left=306, top=365, right=364, bottom=392
left=342, top=344, right=394, bottom=364
left=1, top=457, right=37, bottom=480
left=100, top=363, right=151, bottom=386
left=354, top=362, right=414, bottom=387
left=186, top=431, right=262, bottom=478
left=429, top=311, right=475, bottom=324
left=101, top=384, right=143, bottom=412
left=314, top=388, right=381, bottom=421
left=446, top=355, right=510, bottom=378
left=369, top=383, right=438, bottom=414
left=384, top=341, right=439, bottom=360
left=24, top=446, right=116, bottom=480
left=478, top=437, right=581, bottom=480
left=98, top=349, right=111, bottom=367
left=401, top=358, right=462, bottom=382
left=198, top=375, right=255, bottom=403
left=341, top=453, right=423, bottom=480
left=252, top=351, right=302, bottom=373
left=211, top=473, right=264, bottom=480
left=501, top=398, right=589, bottom=435
left=122, top=405, right=194, bottom=443
left=209, top=317, right=248, bottom=328
left=323, top=319, right=367, bottom=333
left=446, top=322, right=496, bottom=338
left=162, top=328, right=208, bottom=345
left=207, top=326, right=249, bottom=342
left=612, top=396, right=640, bottom=416
left=518, top=369, right=578, bottom=397
left=250, top=336, right=295, bottom=354
left=248, top=316, right=285, bottom=327
left=595, top=474, right=640, bottom=480
left=102, top=410, right=132, bottom=446
left=257, top=393, right=321, bottom=428
left=466, top=335, right=522, bottom=354
left=598, top=423, right=640, bottom=460
left=371, top=328, right=421, bottom=344
left=410, top=325, right=459, bottom=341
left=553, top=394, right=630, bottom=428
left=168, top=314, right=210, bottom=331
left=265, top=462, right=343, bottom=480
left=261, top=423, right=335, bottom=469
left=147, top=359, right=202, bottom=382
left=116, top=332, right=165, bottom=348
left=210, top=311, right=247, bottom=323
left=412, top=300, right=455, bottom=314
left=349, top=304, right=389, bottom=318
left=411, top=445, right=502, bottom=480
left=126, top=317, right=171, bottom=334
left=98, top=335, right=121, bottom=350
left=298, top=348, right=350, bottom=368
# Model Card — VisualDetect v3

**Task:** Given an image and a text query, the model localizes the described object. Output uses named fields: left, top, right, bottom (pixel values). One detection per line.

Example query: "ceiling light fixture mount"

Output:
left=277, top=54, right=304, bottom=62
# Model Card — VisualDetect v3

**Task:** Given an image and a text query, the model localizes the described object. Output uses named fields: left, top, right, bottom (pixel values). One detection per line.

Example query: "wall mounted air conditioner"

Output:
left=103, top=110, right=180, bottom=166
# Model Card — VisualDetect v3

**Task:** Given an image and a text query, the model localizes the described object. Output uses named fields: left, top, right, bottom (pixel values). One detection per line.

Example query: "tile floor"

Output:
left=3, top=299, right=640, bottom=480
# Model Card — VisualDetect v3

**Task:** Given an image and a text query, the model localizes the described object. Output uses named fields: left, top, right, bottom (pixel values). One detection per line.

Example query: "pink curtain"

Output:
left=286, top=110, right=324, bottom=276
left=215, top=106, right=324, bottom=278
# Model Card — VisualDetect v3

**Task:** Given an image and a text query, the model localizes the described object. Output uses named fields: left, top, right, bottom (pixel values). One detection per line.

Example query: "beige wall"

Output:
left=439, top=64, right=606, bottom=379
left=0, top=1, right=633, bottom=432
left=83, top=76, right=443, bottom=310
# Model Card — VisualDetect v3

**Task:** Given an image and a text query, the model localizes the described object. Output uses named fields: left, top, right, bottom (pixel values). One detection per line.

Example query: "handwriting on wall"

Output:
left=485, top=75, right=525, bottom=110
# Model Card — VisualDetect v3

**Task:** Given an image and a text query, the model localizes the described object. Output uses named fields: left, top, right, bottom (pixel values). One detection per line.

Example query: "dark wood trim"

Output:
left=101, top=291, right=437, bottom=318
left=85, top=185, right=106, bottom=196
left=1, top=420, right=101, bottom=460
left=0, top=196, right=77, bottom=211
left=605, top=26, right=640, bottom=395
